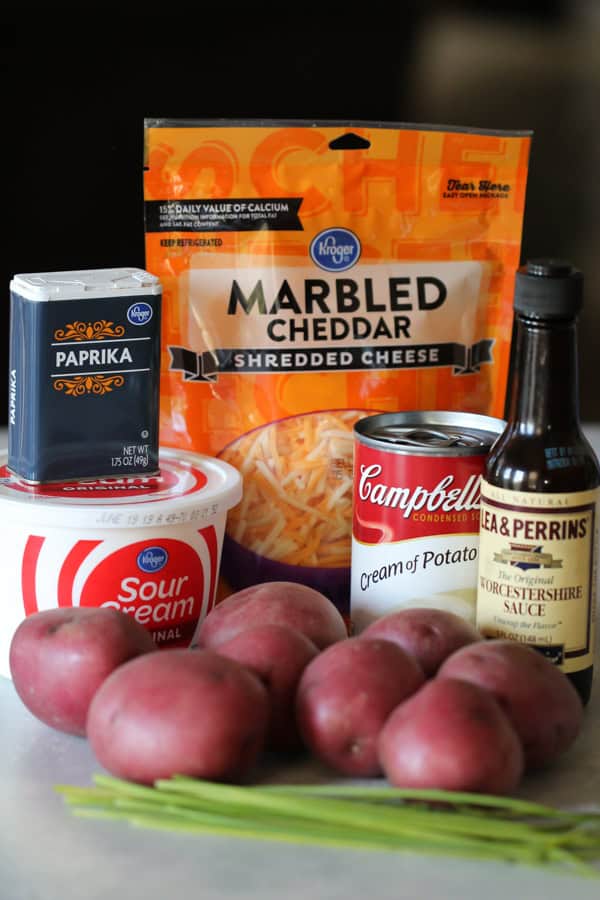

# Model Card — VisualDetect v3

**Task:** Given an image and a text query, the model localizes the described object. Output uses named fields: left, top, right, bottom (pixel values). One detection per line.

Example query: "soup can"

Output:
left=351, top=410, right=504, bottom=631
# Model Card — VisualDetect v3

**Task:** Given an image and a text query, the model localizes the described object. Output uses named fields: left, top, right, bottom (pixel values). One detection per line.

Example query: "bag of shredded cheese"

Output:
left=143, top=119, right=531, bottom=618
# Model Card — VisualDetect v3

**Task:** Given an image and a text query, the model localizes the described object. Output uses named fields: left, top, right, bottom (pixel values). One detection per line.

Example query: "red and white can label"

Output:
left=351, top=443, right=486, bottom=630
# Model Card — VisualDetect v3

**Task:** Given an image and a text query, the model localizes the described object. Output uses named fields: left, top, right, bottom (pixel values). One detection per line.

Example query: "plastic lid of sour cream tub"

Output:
left=0, top=448, right=242, bottom=529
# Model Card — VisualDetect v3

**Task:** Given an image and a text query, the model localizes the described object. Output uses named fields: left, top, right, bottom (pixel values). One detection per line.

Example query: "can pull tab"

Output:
left=370, top=427, right=487, bottom=449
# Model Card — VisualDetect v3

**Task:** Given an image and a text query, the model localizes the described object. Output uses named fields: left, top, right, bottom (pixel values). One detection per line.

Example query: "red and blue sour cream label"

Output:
left=0, top=449, right=242, bottom=676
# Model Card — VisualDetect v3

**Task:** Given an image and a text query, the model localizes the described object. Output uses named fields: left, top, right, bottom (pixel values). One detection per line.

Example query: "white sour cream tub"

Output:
left=0, top=448, right=242, bottom=678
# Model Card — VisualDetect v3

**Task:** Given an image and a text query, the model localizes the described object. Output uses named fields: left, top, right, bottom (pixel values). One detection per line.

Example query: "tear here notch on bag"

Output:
left=328, top=132, right=372, bottom=151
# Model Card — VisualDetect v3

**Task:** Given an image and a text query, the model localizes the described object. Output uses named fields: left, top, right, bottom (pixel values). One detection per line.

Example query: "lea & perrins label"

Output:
left=476, top=482, right=599, bottom=674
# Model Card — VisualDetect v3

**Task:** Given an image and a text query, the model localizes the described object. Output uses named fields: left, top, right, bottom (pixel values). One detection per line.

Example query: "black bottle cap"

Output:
left=514, top=258, right=583, bottom=318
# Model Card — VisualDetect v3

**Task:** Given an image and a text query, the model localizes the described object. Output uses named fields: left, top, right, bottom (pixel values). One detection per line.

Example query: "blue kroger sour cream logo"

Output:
left=127, top=301, right=153, bottom=326
left=137, top=546, right=168, bottom=573
left=310, top=228, right=361, bottom=272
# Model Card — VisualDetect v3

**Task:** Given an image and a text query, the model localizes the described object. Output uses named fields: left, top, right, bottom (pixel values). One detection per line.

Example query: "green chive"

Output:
left=55, top=775, right=600, bottom=879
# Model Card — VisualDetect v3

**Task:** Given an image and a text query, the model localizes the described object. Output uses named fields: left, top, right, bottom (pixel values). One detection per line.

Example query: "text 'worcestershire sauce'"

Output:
left=476, top=260, right=600, bottom=704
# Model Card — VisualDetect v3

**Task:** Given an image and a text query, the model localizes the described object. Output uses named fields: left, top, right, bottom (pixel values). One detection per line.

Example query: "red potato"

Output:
left=87, top=648, right=269, bottom=784
left=361, top=607, right=482, bottom=677
left=9, top=607, right=156, bottom=736
left=438, top=640, right=584, bottom=770
left=296, top=637, right=425, bottom=776
left=214, top=624, right=319, bottom=751
left=379, top=678, right=524, bottom=794
left=198, top=581, right=347, bottom=650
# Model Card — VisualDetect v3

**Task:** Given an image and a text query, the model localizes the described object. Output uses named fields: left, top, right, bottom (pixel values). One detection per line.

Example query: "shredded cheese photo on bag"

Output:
left=143, top=120, right=531, bottom=617
left=222, top=409, right=361, bottom=567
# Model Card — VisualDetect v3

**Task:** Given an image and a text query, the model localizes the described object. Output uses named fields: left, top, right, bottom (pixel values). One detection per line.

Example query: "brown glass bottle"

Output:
left=478, top=260, right=599, bottom=705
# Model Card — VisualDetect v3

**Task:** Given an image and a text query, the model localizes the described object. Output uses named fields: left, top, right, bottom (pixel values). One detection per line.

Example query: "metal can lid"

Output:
left=354, top=410, right=504, bottom=456
left=0, top=448, right=242, bottom=528
left=10, top=268, right=162, bottom=302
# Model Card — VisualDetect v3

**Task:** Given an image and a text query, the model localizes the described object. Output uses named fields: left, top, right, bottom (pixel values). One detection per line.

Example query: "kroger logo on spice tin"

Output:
left=310, top=228, right=361, bottom=272
left=137, top=546, right=168, bottom=573
left=127, top=301, right=153, bottom=326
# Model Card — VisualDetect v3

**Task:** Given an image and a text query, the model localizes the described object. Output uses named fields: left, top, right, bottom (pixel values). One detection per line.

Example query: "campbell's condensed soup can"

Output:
left=0, top=448, right=241, bottom=678
left=351, top=411, right=503, bottom=631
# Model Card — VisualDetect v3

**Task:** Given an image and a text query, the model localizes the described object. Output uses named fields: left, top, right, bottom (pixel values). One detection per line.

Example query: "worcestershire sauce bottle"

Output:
left=477, top=260, right=600, bottom=704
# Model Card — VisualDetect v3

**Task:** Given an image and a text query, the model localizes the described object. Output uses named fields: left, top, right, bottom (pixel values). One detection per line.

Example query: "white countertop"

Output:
left=3, top=427, right=600, bottom=900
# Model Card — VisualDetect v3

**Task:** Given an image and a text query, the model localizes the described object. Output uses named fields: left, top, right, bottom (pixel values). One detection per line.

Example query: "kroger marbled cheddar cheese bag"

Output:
left=143, top=120, right=531, bottom=617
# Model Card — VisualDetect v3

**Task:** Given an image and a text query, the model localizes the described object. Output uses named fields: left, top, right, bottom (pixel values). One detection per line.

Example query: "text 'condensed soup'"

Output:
left=351, top=411, right=504, bottom=631
left=0, top=449, right=241, bottom=678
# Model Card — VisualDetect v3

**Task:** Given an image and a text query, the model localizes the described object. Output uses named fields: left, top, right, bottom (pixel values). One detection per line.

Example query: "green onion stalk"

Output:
left=56, top=776, right=600, bottom=879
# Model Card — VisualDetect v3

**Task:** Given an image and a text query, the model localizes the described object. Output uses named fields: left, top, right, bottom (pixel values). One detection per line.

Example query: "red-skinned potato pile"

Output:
left=87, top=649, right=270, bottom=784
left=214, top=623, right=319, bottom=751
left=438, top=639, right=584, bottom=770
left=296, top=637, right=424, bottom=776
left=360, top=607, right=482, bottom=676
left=378, top=678, right=525, bottom=794
left=9, top=607, right=156, bottom=736
left=198, top=581, right=347, bottom=650
left=6, top=586, right=588, bottom=794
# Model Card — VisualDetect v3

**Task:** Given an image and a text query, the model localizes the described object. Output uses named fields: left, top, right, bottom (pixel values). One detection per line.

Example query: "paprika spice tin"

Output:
left=0, top=448, right=241, bottom=678
left=351, top=411, right=504, bottom=631
left=9, top=267, right=162, bottom=483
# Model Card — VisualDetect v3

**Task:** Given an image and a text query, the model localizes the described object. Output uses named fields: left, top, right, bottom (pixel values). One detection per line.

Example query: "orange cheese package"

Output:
left=143, top=120, right=531, bottom=618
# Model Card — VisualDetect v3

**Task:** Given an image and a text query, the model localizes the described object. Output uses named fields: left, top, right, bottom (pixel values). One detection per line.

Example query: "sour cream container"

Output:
left=0, top=448, right=241, bottom=678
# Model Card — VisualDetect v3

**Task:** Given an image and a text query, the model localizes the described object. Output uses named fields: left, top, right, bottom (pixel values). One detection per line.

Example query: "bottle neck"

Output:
left=505, top=313, right=580, bottom=433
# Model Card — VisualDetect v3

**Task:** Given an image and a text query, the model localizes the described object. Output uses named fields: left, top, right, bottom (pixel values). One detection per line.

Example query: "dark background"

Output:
left=4, top=3, right=599, bottom=423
